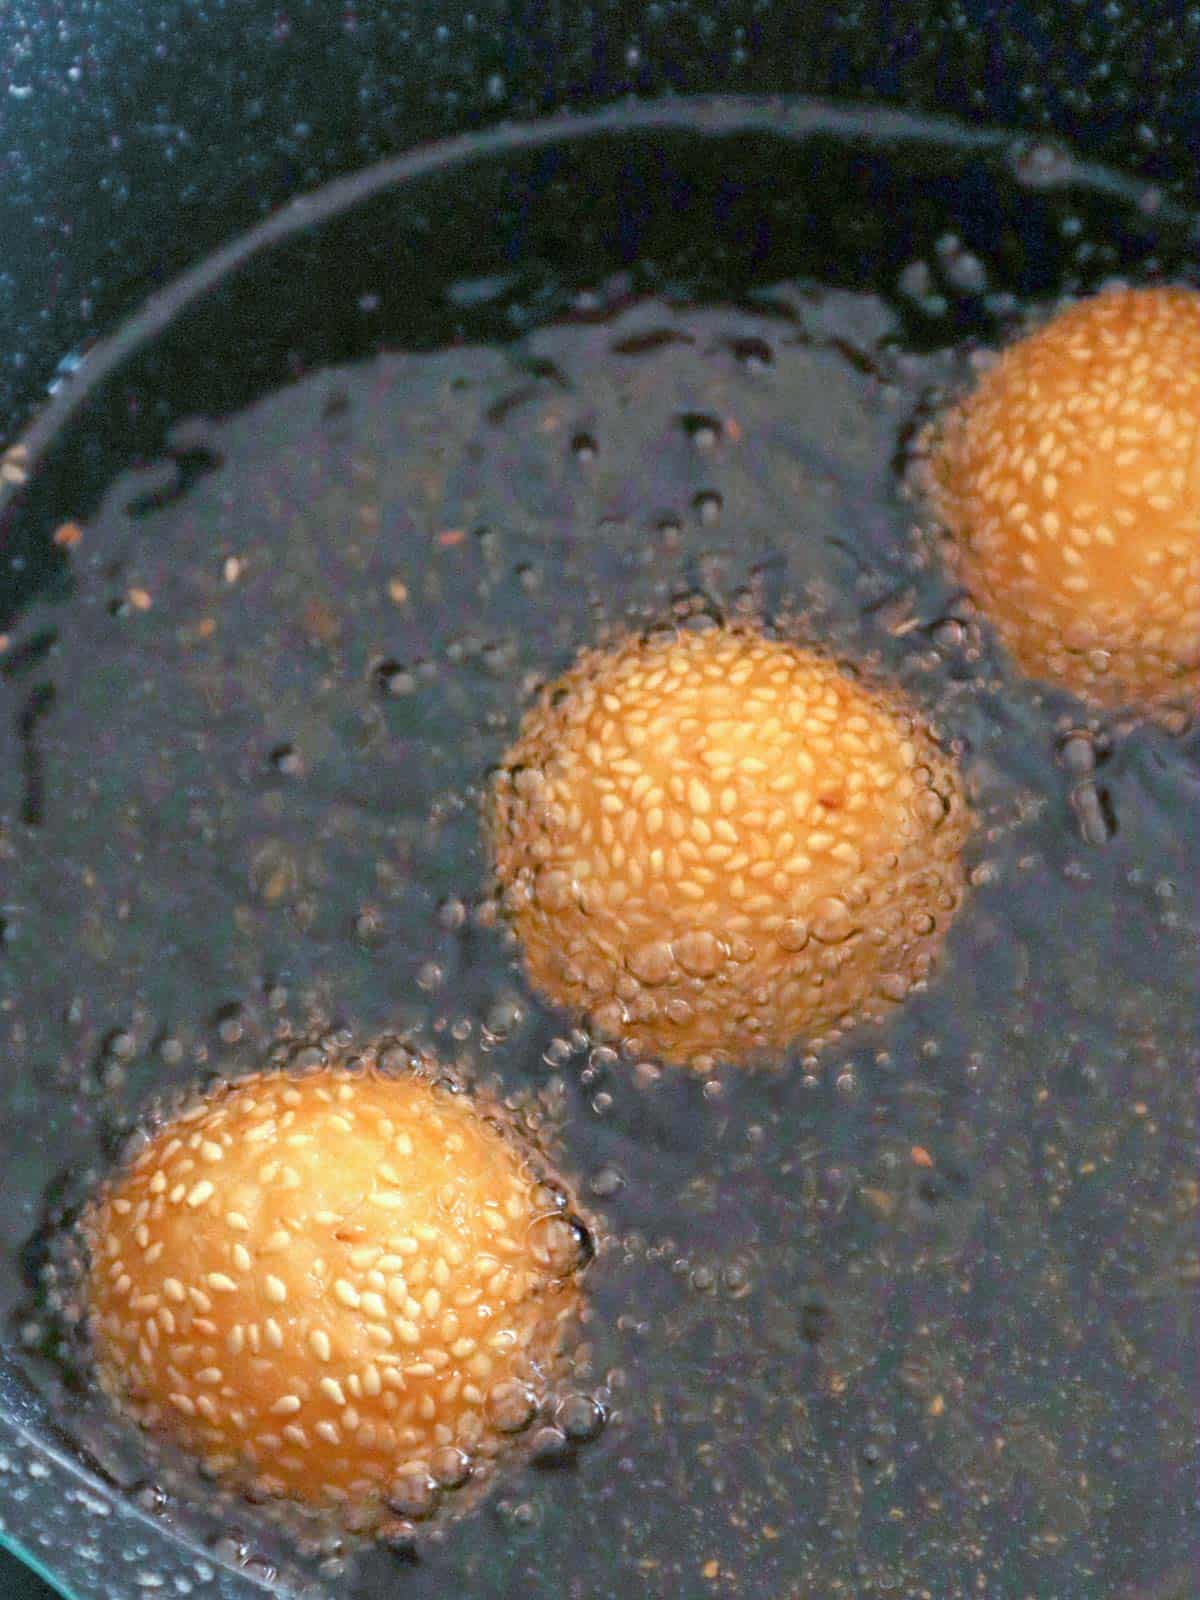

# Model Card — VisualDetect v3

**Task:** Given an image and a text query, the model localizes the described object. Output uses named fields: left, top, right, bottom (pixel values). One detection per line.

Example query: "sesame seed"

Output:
left=263, top=1275, right=287, bottom=1305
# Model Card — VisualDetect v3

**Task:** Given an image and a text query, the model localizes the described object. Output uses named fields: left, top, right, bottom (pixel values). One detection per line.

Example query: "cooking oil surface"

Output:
left=0, top=100, right=1196, bottom=1600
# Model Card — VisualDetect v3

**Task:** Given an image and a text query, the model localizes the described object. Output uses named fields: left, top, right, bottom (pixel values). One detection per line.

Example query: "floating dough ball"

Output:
left=927, top=286, right=1200, bottom=710
left=83, top=1048, right=589, bottom=1520
left=489, top=626, right=969, bottom=1068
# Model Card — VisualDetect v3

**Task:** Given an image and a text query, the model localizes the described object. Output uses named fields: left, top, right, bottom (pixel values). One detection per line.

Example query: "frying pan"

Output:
left=1, top=4, right=1198, bottom=1598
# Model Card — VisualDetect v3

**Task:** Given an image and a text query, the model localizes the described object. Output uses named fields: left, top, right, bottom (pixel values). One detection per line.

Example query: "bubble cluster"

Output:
left=488, top=625, right=969, bottom=1069
left=925, top=286, right=1200, bottom=712
left=81, top=1045, right=591, bottom=1524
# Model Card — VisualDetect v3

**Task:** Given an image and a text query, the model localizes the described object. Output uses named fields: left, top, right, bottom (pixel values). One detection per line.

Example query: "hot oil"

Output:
left=0, top=101, right=1196, bottom=1600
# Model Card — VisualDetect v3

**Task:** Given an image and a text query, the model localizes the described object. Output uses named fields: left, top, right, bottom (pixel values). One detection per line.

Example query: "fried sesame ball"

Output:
left=83, top=1051, right=587, bottom=1519
left=927, top=286, right=1200, bottom=711
left=489, top=625, right=969, bottom=1068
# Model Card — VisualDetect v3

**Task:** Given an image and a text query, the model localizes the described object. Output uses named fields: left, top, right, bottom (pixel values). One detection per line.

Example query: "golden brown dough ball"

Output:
left=927, top=286, right=1200, bottom=711
left=83, top=1051, right=587, bottom=1520
left=489, top=625, right=969, bottom=1069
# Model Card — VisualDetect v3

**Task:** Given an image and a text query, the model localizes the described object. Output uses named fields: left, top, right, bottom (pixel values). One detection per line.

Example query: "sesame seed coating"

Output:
left=928, top=286, right=1200, bottom=710
left=83, top=1056, right=585, bottom=1515
left=489, top=626, right=969, bottom=1068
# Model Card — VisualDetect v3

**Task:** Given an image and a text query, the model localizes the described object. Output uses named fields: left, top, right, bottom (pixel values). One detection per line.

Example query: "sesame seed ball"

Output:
left=489, top=626, right=969, bottom=1068
left=928, top=286, right=1200, bottom=710
left=82, top=1054, right=587, bottom=1517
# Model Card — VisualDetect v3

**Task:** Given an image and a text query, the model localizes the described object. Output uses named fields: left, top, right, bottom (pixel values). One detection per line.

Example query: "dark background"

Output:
left=3, top=0, right=1199, bottom=450
left=0, top=1547, right=57, bottom=1600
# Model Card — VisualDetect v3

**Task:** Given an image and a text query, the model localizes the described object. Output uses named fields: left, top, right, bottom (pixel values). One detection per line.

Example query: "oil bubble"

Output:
left=1011, top=138, right=1075, bottom=188
left=525, top=1212, right=594, bottom=1277
left=589, top=1165, right=624, bottom=1199
left=692, top=489, right=723, bottom=525
left=269, top=742, right=303, bottom=777
left=429, top=1446, right=472, bottom=1490
left=437, top=896, right=467, bottom=931
left=555, top=1393, right=606, bottom=1443
left=214, top=1004, right=244, bottom=1046
left=486, top=1380, right=537, bottom=1435
left=680, top=412, right=722, bottom=450
left=729, top=335, right=773, bottom=371
left=1057, top=731, right=1098, bottom=777
left=387, top=1470, right=438, bottom=1521
left=484, top=996, right=524, bottom=1037
left=530, top=1426, right=571, bottom=1466
left=542, top=1036, right=574, bottom=1070
left=376, top=659, right=415, bottom=696
left=352, top=905, right=388, bottom=947
left=935, top=232, right=988, bottom=295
